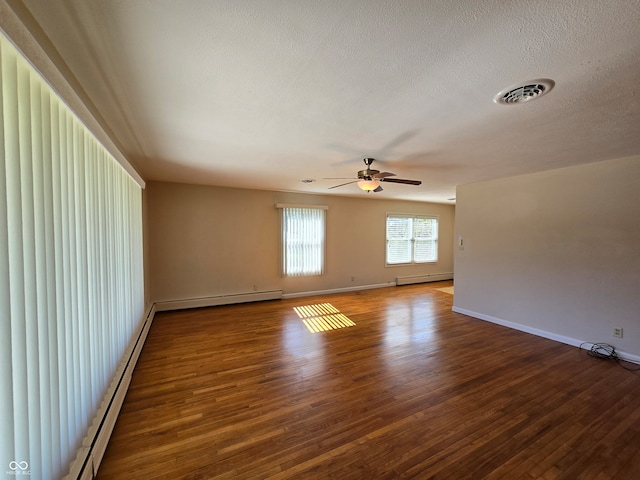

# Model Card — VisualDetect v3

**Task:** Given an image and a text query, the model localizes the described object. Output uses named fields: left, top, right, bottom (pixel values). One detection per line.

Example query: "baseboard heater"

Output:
left=154, top=289, right=283, bottom=312
left=63, top=304, right=156, bottom=480
left=396, top=272, right=454, bottom=286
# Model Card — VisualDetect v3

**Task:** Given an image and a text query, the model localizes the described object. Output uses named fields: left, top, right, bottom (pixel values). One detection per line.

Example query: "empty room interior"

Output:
left=1, top=1, right=640, bottom=479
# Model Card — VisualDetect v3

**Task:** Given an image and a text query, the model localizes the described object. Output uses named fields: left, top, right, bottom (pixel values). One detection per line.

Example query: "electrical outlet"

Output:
left=613, top=327, right=623, bottom=338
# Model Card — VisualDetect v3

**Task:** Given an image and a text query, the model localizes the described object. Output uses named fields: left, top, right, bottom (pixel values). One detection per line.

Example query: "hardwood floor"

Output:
left=96, top=282, right=640, bottom=479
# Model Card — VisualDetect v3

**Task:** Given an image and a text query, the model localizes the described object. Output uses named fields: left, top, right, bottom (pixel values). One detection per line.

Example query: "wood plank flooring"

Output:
left=96, top=282, right=640, bottom=479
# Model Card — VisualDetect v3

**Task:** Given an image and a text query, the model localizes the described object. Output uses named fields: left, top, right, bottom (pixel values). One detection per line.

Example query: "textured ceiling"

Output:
left=11, top=0, right=640, bottom=203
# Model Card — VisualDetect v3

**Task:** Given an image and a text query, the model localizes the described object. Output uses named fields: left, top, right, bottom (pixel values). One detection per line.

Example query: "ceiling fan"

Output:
left=327, top=158, right=422, bottom=193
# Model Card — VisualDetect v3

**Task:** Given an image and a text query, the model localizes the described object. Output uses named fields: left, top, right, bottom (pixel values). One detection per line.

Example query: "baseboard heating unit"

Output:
left=64, top=304, right=156, bottom=480
left=396, top=273, right=454, bottom=286
left=155, top=289, right=283, bottom=311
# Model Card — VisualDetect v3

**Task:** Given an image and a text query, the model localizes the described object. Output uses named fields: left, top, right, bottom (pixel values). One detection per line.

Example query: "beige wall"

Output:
left=453, top=155, right=640, bottom=358
left=146, top=182, right=455, bottom=302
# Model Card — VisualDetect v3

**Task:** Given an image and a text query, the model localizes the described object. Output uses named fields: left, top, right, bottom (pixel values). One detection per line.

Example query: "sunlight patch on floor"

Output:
left=435, top=286, right=454, bottom=295
left=293, top=303, right=356, bottom=333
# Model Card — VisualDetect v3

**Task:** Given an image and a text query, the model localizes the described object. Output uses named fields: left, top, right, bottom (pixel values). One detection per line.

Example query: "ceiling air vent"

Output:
left=494, top=79, right=555, bottom=105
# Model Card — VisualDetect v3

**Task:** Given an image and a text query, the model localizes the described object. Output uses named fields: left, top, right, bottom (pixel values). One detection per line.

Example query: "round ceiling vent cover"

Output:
left=494, top=79, right=555, bottom=105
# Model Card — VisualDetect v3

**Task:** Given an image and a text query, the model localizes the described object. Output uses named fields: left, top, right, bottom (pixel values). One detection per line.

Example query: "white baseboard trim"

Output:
left=452, top=306, right=640, bottom=365
left=155, top=290, right=283, bottom=311
left=282, top=282, right=395, bottom=299
left=396, top=272, right=454, bottom=286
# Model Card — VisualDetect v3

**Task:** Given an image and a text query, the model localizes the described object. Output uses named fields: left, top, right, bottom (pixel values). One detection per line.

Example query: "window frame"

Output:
left=385, top=213, right=439, bottom=266
left=277, top=204, right=327, bottom=277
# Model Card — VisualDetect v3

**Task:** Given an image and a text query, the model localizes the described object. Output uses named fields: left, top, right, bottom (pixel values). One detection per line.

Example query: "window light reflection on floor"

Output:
left=293, top=303, right=356, bottom=333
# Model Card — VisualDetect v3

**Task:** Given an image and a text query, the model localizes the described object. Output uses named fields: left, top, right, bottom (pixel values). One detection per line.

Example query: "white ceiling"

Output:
left=13, top=0, right=640, bottom=203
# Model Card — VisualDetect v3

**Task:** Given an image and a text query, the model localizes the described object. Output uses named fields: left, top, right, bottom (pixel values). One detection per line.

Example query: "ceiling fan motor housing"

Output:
left=357, top=168, right=379, bottom=179
left=358, top=158, right=378, bottom=179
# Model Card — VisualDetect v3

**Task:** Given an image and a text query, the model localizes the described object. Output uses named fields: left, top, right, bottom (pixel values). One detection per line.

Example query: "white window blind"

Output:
left=386, top=217, right=413, bottom=264
left=279, top=205, right=326, bottom=277
left=1, top=33, right=144, bottom=480
left=386, top=214, right=438, bottom=264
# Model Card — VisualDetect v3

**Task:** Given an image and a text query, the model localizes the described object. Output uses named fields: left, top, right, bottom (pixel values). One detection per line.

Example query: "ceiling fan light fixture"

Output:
left=357, top=179, right=380, bottom=191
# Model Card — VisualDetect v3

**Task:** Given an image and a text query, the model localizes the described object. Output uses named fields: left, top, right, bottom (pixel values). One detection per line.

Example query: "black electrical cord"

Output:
left=579, top=342, right=640, bottom=371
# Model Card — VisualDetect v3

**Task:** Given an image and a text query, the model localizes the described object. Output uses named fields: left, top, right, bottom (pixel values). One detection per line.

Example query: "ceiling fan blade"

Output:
left=380, top=178, right=422, bottom=186
left=323, top=177, right=358, bottom=180
left=373, top=185, right=383, bottom=193
left=372, top=171, right=396, bottom=179
left=328, top=180, right=358, bottom=189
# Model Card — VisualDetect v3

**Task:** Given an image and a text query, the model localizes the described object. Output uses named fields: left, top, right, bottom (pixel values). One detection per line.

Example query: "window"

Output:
left=0, top=33, right=144, bottom=479
left=386, top=214, right=438, bottom=264
left=278, top=205, right=326, bottom=276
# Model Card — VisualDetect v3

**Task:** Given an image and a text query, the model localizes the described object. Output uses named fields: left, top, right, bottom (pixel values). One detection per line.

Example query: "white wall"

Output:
left=146, top=182, right=455, bottom=302
left=453, top=155, right=640, bottom=358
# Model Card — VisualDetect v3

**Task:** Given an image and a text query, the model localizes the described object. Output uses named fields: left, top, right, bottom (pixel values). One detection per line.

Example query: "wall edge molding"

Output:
left=452, top=306, right=640, bottom=365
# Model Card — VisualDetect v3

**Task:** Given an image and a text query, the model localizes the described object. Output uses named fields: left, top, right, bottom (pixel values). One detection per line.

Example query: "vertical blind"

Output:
left=280, top=206, right=326, bottom=277
left=1, top=34, right=144, bottom=480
